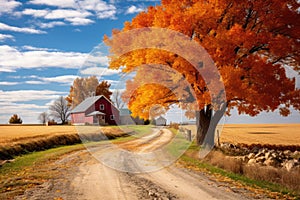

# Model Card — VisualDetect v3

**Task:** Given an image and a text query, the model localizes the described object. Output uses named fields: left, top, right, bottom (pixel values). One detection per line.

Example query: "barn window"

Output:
left=110, top=115, right=115, bottom=120
left=100, top=104, right=105, bottom=110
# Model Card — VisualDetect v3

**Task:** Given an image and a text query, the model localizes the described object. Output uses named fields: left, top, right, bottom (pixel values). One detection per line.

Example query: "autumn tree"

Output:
left=49, top=96, right=70, bottom=124
left=105, top=0, right=300, bottom=146
left=9, top=114, right=22, bottom=124
left=95, top=80, right=113, bottom=100
left=66, top=76, right=99, bottom=108
left=38, top=112, right=48, bottom=125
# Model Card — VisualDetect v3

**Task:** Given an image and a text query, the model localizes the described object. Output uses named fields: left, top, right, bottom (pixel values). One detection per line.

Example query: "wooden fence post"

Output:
left=216, top=130, right=220, bottom=147
left=187, top=129, right=192, bottom=141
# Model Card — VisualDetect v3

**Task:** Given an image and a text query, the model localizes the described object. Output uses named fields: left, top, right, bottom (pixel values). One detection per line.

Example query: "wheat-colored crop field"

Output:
left=1, top=124, right=300, bottom=146
left=220, top=124, right=300, bottom=145
left=0, top=125, right=125, bottom=146
left=183, top=124, right=300, bottom=146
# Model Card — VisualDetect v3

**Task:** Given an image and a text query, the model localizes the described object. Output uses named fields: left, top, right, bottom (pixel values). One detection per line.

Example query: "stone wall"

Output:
left=219, top=143, right=300, bottom=172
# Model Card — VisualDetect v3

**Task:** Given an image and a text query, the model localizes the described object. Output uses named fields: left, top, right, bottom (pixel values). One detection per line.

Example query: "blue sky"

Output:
left=0, top=0, right=299, bottom=124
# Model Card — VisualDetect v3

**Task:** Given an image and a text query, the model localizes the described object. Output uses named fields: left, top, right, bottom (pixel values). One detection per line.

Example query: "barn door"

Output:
left=99, top=115, right=105, bottom=125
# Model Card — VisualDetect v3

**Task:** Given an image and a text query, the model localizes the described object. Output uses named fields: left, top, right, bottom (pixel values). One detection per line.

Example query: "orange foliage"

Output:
left=105, top=0, right=300, bottom=120
left=95, top=80, right=113, bottom=101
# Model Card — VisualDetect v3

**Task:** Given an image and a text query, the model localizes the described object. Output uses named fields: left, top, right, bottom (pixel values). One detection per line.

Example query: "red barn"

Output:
left=71, top=95, right=120, bottom=125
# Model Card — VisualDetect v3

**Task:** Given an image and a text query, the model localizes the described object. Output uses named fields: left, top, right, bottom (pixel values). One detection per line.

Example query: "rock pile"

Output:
left=219, top=143, right=300, bottom=172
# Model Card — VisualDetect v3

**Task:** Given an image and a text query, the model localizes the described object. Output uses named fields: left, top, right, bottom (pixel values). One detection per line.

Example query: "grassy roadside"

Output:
left=0, top=143, right=87, bottom=199
left=178, top=142, right=299, bottom=200
left=166, top=128, right=299, bottom=199
left=0, top=125, right=153, bottom=199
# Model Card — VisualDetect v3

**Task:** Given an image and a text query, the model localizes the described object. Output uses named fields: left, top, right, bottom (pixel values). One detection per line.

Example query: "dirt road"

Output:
left=15, top=128, right=270, bottom=200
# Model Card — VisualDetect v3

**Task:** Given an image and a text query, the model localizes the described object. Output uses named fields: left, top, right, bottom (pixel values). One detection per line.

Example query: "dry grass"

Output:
left=183, top=124, right=300, bottom=146
left=204, top=150, right=300, bottom=195
left=205, top=151, right=243, bottom=174
left=243, top=165, right=300, bottom=193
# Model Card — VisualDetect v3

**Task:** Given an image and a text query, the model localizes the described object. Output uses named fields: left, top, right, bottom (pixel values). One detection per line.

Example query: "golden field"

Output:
left=184, top=124, right=300, bottom=146
left=0, top=125, right=126, bottom=146
left=0, top=125, right=77, bottom=143
left=0, top=124, right=300, bottom=146
left=220, top=124, right=300, bottom=145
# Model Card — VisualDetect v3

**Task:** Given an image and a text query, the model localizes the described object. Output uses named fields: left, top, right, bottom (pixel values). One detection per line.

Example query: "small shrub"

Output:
left=47, top=120, right=57, bottom=125
left=9, top=114, right=22, bottom=124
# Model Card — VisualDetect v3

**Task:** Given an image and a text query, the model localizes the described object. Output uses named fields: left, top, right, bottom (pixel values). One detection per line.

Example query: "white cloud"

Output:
left=0, top=102, right=47, bottom=110
left=28, top=0, right=75, bottom=8
left=0, top=45, right=88, bottom=71
left=79, top=0, right=116, bottom=12
left=22, top=8, right=49, bottom=17
left=26, top=75, right=39, bottom=79
left=96, top=10, right=116, bottom=19
left=38, top=21, right=65, bottom=28
left=0, top=0, right=21, bottom=15
left=0, top=68, right=15, bottom=72
left=0, top=81, right=19, bottom=85
left=24, top=75, right=78, bottom=85
left=0, top=90, right=66, bottom=102
left=22, top=45, right=58, bottom=51
left=125, top=5, right=145, bottom=14
left=66, top=17, right=94, bottom=25
left=29, top=0, right=116, bottom=12
left=22, top=8, right=94, bottom=26
left=22, top=8, right=92, bottom=20
left=80, top=67, right=121, bottom=76
left=0, top=22, right=46, bottom=34
left=0, top=33, right=15, bottom=41
left=79, top=0, right=116, bottom=19
left=45, top=9, right=92, bottom=20
left=25, top=80, right=46, bottom=85
left=28, top=0, right=117, bottom=20
left=39, top=75, right=79, bottom=84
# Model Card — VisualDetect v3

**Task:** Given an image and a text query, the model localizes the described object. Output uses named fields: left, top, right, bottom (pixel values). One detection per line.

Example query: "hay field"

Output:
left=1, top=124, right=300, bottom=146
left=0, top=125, right=124, bottom=146
left=183, top=124, right=300, bottom=146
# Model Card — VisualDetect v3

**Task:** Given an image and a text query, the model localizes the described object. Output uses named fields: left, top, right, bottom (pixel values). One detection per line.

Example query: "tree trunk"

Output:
left=196, top=103, right=227, bottom=147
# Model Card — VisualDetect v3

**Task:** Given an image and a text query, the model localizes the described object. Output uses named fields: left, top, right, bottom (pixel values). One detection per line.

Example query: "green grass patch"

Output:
left=0, top=143, right=85, bottom=175
left=164, top=128, right=192, bottom=157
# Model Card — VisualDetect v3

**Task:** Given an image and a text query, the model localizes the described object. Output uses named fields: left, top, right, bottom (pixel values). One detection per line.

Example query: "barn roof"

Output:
left=71, top=96, right=102, bottom=113
left=71, top=95, right=119, bottom=114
